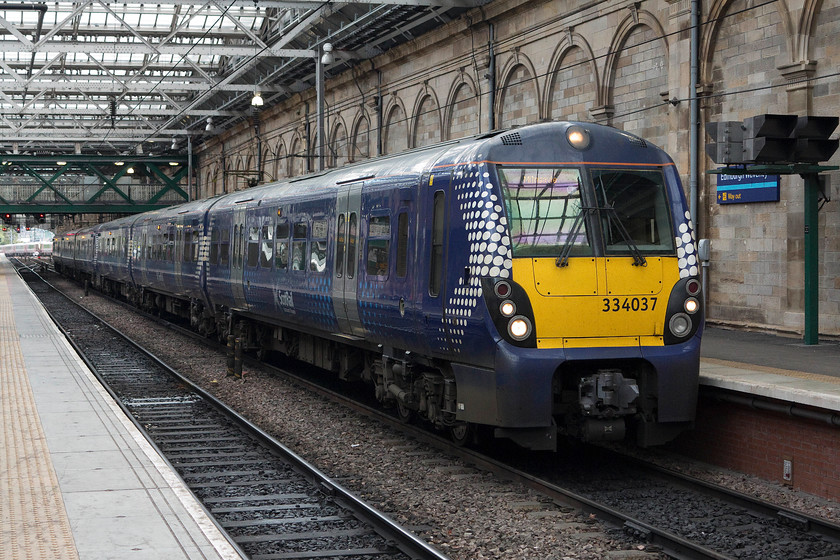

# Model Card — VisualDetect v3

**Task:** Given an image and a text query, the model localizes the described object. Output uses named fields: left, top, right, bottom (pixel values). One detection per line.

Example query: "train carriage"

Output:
left=57, top=122, right=703, bottom=450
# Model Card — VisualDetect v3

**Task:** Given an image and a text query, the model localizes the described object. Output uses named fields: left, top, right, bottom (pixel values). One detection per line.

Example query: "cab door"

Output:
left=419, top=171, right=451, bottom=356
left=331, top=183, right=364, bottom=336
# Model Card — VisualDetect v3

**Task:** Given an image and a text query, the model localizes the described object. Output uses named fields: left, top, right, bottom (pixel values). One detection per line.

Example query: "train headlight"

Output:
left=684, top=297, right=700, bottom=314
left=508, top=316, right=532, bottom=341
left=566, top=125, right=591, bottom=150
left=499, top=300, right=516, bottom=317
left=669, top=313, right=692, bottom=338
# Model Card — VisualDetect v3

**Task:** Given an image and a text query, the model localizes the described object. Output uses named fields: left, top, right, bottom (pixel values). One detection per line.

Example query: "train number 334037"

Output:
left=601, top=297, right=658, bottom=312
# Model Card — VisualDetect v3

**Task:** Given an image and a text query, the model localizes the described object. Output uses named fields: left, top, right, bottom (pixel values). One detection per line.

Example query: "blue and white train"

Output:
left=54, top=122, right=703, bottom=450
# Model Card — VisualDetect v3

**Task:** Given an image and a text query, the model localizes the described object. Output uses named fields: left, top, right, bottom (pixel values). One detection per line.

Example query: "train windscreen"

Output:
left=499, top=167, right=593, bottom=258
left=592, top=168, right=674, bottom=255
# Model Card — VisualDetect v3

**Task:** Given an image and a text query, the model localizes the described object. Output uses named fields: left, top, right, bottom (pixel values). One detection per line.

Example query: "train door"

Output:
left=419, top=171, right=451, bottom=355
left=230, top=206, right=248, bottom=308
left=331, top=183, right=364, bottom=336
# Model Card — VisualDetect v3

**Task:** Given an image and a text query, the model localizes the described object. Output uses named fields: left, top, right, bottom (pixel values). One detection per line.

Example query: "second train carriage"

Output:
left=53, top=122, right=703, bottom=450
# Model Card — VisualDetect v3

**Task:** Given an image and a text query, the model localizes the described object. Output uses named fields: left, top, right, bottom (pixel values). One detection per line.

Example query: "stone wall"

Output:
left=194, top=0, right=840, bottom=337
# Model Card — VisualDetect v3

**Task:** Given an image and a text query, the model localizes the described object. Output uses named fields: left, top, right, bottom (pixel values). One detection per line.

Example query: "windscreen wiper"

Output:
left=556, top=206, right=594, bottom=267
left=601, top=202, right=647, bottom=267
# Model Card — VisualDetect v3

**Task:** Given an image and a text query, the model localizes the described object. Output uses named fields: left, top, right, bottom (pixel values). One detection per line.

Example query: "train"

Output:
left=0, top=240, right=52, bottom=258
left=53, top=121, right=702, bottom=450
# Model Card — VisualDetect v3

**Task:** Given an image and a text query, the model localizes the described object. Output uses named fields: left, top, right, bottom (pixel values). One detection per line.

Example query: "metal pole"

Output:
left=316, top=47, right=325, bottom=172
left=187, top=135, right=193, bottom=201
left=689, top=0, right=700, bottom=226
left=802, top=173, right=820, bottom=344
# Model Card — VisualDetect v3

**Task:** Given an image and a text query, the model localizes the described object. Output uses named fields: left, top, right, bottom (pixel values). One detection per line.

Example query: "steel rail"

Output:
left=18, top=263, right=451, bottom=560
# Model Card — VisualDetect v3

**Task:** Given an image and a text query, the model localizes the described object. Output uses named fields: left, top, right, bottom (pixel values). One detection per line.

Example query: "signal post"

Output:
left=706, top=114, right=839, bottom=345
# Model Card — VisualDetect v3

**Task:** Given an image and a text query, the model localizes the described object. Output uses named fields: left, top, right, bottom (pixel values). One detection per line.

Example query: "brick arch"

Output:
left=701, top=0, right=793, bottom=84
left=350, top=110, right=372, bottom=162
left=797, top=0, right=822, bottom=60
left=272, top=137, right=287, bottom=180
left=288, top=133, right=306, bottom=178
left=496, top=52, right=541, bottom=128
left=702, top=0, right=789, bottom=121
left=543, top=33, right=599, bottom=122
left=444, top=73, right=480, bottom=140
left=382, top=96, right=408, bottom=155
left=601, top=9, right=669, bottom=108
left=410, top=88, right=442, bottom=148
left=328, top=117, right=349, bottom=168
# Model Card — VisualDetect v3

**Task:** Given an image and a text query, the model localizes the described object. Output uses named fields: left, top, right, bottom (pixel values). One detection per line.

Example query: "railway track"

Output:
left=17, top=261, right=449, bottom=560
left=25, top=261, right=840, bottom=560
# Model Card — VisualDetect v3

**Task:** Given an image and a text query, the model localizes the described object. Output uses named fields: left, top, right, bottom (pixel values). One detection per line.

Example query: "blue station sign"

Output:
left=716, top=173, right=780, bottom=204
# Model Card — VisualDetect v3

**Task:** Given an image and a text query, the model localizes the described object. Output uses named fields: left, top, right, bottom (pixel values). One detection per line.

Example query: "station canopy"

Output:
left=0, top=0, right=485, bottom=158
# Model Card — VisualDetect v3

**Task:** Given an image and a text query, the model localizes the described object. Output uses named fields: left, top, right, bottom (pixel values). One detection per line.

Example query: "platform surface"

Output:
left=700, top=325, right=840, bottom=412
left=0, top=255, right=245, bottom=560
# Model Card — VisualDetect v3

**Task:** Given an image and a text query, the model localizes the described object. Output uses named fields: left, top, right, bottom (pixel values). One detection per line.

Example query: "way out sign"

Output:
left=716, top=173, right=780, bottom=204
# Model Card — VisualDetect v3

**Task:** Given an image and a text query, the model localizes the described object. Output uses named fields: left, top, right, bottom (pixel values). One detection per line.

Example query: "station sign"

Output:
left=716, top=172, right=780, bottom=204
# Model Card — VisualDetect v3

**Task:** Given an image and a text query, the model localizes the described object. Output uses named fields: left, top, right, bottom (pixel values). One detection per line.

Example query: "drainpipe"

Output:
left=689, top=0, right=700, bottom=226
left=376, top=70, right=383, bottom=156
left=488, top=23, right=496, bottom=132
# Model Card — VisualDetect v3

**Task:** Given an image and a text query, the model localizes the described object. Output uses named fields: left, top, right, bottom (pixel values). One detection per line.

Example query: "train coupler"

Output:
left=578, top=368, right=639, bottom=417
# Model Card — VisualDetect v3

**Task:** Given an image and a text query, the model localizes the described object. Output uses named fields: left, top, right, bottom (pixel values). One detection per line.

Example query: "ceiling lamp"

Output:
left=205, top=117, right=213, bottom=132
left=251, top=91, right=263, bottom=107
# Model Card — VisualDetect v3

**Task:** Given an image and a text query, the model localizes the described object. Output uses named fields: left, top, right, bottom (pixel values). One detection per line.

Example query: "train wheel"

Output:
left=396, top=401, right=414, bottom=424
left=449, top=422, right=474, bottom=447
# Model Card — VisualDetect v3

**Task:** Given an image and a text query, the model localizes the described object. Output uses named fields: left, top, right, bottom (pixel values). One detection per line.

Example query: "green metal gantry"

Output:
left=0, top=154, right=190, bottom=217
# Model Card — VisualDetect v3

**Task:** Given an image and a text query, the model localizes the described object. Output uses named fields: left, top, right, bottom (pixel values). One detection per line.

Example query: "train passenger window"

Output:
left=499, top=166, right=592, bottom=258
left=191, top=231, right=199, bottom=262
left=347, top=213, right=357, bottom=279
left=366, top=215, right=390, bottom=278
left=209, top=229, right=219, bottom=264
left=260, top=224, right=274, bottom=268
left=592, top=168, right=675, bottom=254
left=291, top=222, right=307, bottom=271
left=184, top=228, right=192, bottom=262
left=247, top=226, right=260, bottom=267
left=219, top=228, right=230, bottom=265
left=429, top=191, right=445, bottom=296
left=310, top=219, right=327, bottom=273
left=275, top=221, right=289, bottom=270
left=335, top=214, right=346, bottom=278
left=396, top=212, right=408, bottom=278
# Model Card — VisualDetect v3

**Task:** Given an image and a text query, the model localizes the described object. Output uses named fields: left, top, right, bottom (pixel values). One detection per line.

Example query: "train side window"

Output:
left=260, top=223, right=274, bottom=268
left=366, top=215, right=390, bottom=278
left=275, top=221, right=289, bottom=270
left=310, top=219, right=327, bottom=273
left=209, top=228, right=219, bottom=264
left=183, top=228, right=192, bottom=262
left=291, top=222, right=307, bottom=271
left=220, top=228, right=230, bottom=265
left=396, top=212, right=408, bottom=278
left=335, top=214, right=346, bottom=278
left=429, top=191, right=445, bottom=296
left=247, top=226, right=260, bottom=267
left=347, top=213, right=357, bottom=279
left=191, top=230, right=199, bottom=262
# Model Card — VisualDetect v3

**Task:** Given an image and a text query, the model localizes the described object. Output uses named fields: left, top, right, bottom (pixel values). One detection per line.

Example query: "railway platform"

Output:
left=700, top=325, right=840, bottom=411
left=0, top=255, right=246, bottom=560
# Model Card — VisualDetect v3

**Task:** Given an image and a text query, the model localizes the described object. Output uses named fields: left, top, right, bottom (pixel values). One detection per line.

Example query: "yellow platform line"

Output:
left=0, top=267, right=79, bottom=560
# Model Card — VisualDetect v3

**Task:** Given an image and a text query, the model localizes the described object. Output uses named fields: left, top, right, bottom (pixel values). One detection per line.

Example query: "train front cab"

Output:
left=462, top=125, right=703, bottom=450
